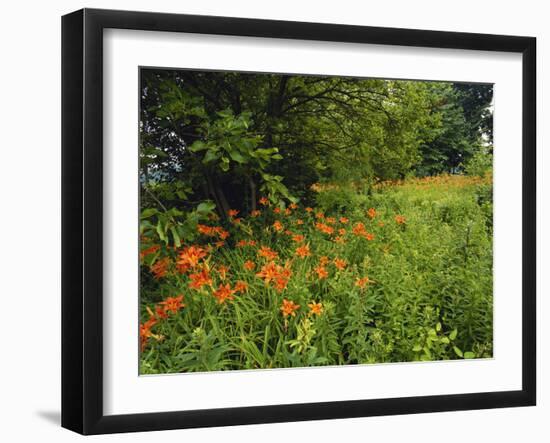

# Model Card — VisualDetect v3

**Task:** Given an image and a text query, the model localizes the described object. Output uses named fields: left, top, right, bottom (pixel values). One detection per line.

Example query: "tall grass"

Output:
left=140, top=174, right=493, bottom=374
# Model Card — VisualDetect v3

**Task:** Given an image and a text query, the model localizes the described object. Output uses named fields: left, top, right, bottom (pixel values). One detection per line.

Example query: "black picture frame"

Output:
left=61, top=8, right=536, bottom=435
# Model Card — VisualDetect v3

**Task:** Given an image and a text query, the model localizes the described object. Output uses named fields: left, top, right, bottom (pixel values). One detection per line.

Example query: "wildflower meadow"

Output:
left=139, top=69, right=493, bottom=373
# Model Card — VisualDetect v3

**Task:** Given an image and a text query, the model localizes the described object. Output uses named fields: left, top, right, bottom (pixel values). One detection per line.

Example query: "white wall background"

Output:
left=0, top=0, right=546, bottom=441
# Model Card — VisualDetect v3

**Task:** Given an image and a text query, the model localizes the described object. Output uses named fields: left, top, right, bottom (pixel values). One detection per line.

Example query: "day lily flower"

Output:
left=150, top=257, right=170, bottom=279
left=158, top=295, right=185, bottom=314
left=213, top=284, right=235, bottom=304
left=188, top=268, right=212, bottom=290
left=314, top=265, right=328, bottom=280
left=256, top=261, right=281, bottom=285
left=234, top=280, right=249, bottom=293
left=315, top=222, right=334, bottom=235
left=258, top=246, right=279, bottom=261
left=292, top=234, right=305, bottom=243
left=273, top=220, right=284, bottom=232
left=355, top=276, right=372, bottom=288
left=295, top=244, right=311, bottom=258
left=177, top=246, right=207, bottom=272
left=333, top=258, right=347, bottom=271
left=395, top=215, right=406, bottom=225
left=308, top=302, right=323, bottom=316
left=280, top=299, right=300, bottom=317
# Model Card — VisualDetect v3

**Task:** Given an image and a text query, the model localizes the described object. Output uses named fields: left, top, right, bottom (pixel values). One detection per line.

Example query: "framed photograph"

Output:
left=61, top=8, right=536, bottom=435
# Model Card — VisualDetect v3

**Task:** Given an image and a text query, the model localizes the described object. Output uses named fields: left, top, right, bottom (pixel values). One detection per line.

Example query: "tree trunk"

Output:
left=205, top=173, right=228, bottom=218
left=249, top=176, right=257, bottom=212
left=215, top=184, right=230, bottom=216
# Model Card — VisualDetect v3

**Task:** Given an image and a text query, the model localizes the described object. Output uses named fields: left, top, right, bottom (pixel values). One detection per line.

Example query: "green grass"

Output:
left=139, top=174, right=493, bottom=374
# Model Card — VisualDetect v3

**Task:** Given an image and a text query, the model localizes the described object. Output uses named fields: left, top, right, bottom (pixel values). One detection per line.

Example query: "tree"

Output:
left=140, top=69, right=442, bottom=218
left=416, top=83, right=493, bottom=175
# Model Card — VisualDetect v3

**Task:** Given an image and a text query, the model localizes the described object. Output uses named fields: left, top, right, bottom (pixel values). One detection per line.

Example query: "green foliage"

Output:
left=417, top=83, right=493, bottom=175
left=140, top=200, right=216, bottom=248
left=140, top=175, right=492, bottom=373
left=465, top=147, right=493, bottom=177
left=138, top=70, right=493, bottom=373
left=140, top=71, right=492, bottom=217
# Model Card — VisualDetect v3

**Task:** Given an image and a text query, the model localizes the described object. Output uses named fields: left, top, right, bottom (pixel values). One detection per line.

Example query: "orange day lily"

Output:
left=308, top=302, right=323, bottom=316
left=188, top=268, right=212, bottom=290
left=315, top=222, right=334, bottom=235
left=295, top=244, right=311, bottom=258
left=395, top=215, right=406, bottom=225
left=314, top=265, right=328, bottom=280
left=197, top=224, right=214, bottom=236
left=258, top=246, right=279, bottom=261
left=150, top=257, right=170, bottom=279
left=234, top=280, right=249, bottom=293
left=292, top=234, right=305, bottom=243
left=273, top=220, right=284, bottom=232
left=333, top=258, right=347, bottom=271
left=256, top=261, right=281, bottom=285
left=158, top=295, right=185, bottom=314
left=177, top=246, right=207, bottom=272
left=280, top=299, right=300, bottom=317
left=355, top=276, right=372, bottom=288
left=139, top=317, right=157, bottom=351
left=213, top=284, right=235, bottom=304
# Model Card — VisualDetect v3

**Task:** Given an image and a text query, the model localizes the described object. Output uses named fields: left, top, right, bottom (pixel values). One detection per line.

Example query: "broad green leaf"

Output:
left=229, top=150, right=247, bottom=163
left=189, top=140, right=207, bottom=152
left=196, top=201, right=216, bottom=214
left=156, top=221, right=166, bottom=242
left=453, top=346, right=463, bottom=358
left=141, top=208, right=158, bottom=218
left=170, top=226, right=181, bottom=248
left=202, top=149, right=220, bottom=164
